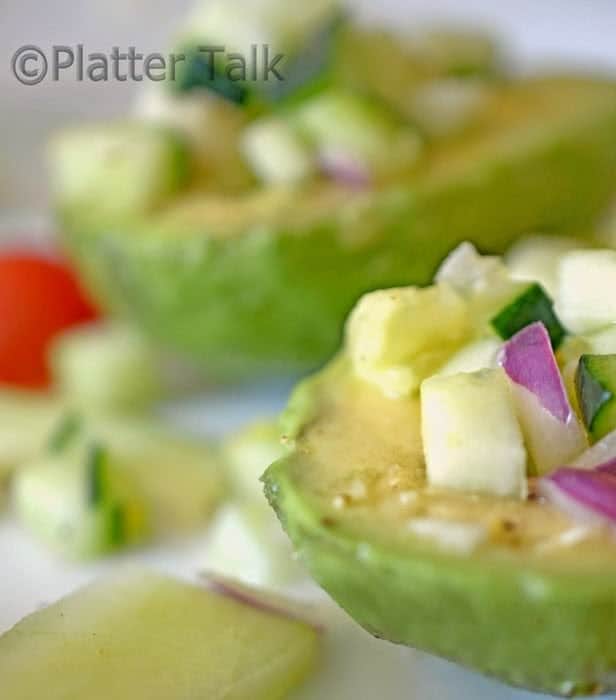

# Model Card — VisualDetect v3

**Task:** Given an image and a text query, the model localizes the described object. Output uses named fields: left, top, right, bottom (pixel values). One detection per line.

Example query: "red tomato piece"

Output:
left=0, top=253, right=99, bottom=387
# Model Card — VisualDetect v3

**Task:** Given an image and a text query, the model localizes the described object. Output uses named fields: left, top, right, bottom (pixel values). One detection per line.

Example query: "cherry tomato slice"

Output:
left=0, top=252, right=99, bottom=388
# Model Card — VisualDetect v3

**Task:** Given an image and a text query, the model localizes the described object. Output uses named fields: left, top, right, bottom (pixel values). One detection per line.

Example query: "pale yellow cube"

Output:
left=421, top=368, right=527, bottom=498
left=557, top=250, right=616, bottom=333
left=347, top=284, right=470, bottom=398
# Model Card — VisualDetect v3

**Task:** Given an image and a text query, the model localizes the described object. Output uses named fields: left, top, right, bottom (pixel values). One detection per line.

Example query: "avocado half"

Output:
left=60, top=77, right=616, bottom=379
left=264, top=359, right=616, bottom=697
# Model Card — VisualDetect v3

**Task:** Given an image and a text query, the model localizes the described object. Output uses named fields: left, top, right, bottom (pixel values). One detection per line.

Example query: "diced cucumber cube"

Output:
left=408, top=78, right=489, bottom=137
left=210, top=420, right=301, bottom=587
left=48, top=412, right=82, bottom=454
left=85, top=417, right=227, bottom=533
left=294, top=91, right=422, bottom=179
left=491, top=283, right=566, bottom=349
left=224, top=419, right=286, bottom=502
left=505, top=235, right=588, bottom=298
left=133, top=87, right=251, bottom=191
left=207, top=502, right=304, bottom=587
left=347, top=284, right=470, bottom=398
left=13, top=412, right=225, bottom=557
left=436, top=338, right=501, bottom=377
left=436, top=241, right=508, bottom=297
left=586, top=326, right=616, bottom=355
left=50, top=322, right=161, bottom=413
left=241, top=118, right=316, bottom=185
left=186, top=0, right=341, bottom=58
left=557, top=250, right=616, bottom=333
left=437, top=243, right=567, bottom=346
left=0, top=572, right=319, bottom=699
left=170, top=44, right=250, bottom=104
left=557, top=329, right=616, bottom=413
left=576, top=354, right=616, bottom=442
left=49, top=123, right=191, bottom=217
left=421, top=369, right=527, bottom=498
left=182, top=0, right=343, bottom=103
left=14, top=438, right=149, bottom=558
left=262, top=15, right=345, bottom=104
left=0, top=391, right=64, bottom=483
left=436, top=242, right=521, bottom=331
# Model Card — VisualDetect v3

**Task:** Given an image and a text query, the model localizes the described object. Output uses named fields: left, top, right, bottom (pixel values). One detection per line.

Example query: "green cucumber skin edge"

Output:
left=60, top=80, right=616, bottom=379
left=47, top=413, right=82, bottom=454
left=491, top=283, right=566, bottom=349
left=576, top=354, right=616, bottom=441
left=263, top=372, right=616, bottom=697
left=85, top=443, right=106, bottom=506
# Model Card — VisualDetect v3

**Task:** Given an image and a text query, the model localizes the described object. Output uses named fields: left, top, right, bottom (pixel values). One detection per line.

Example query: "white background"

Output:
left=2, top=2, right=616, bottom=698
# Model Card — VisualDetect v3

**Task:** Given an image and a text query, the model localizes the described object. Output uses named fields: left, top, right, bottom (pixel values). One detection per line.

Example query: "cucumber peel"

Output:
left=491, top=282, right=566, bottom=349
left=13, top=410, right=226, bottom=557
left=14, top=428, right=149, bottom=559
left=47, top=412, right=82, bottom=454
left=575, top=354, right=616, bottom=442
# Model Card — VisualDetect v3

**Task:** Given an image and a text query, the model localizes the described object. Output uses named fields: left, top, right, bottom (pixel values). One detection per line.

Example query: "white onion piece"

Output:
left=573, top=429, right=616, bottom=469
left=512, top=384, right=586, bottom=475
left=435, top=242, right=506, bottom=296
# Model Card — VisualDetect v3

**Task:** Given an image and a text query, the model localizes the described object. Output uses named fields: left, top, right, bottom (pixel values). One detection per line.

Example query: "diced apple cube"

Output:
left=421, top=368, right=527, bottom=498
left=347, top=284, right=470, bottom=398
left=557, top=250, right=616, bottom=333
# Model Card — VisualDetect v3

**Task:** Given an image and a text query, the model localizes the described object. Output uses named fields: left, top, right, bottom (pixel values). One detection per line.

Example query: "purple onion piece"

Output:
left=542, top=467, right=616, bottom=524
left=597, top=457, right=616, bottom=476
left=499, top=321, right=572, bottom=423
left=201, top=571, right=323, bottom=633
left=318, top=148, right=371, bottom=189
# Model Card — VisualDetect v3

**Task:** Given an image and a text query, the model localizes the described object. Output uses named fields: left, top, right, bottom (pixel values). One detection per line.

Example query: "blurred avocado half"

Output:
left=50, top=0, right=616, bottom=379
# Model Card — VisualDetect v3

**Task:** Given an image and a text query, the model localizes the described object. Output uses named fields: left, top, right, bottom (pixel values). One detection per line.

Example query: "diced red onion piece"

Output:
left=538, top=477, right=609, bottom=528
left=318, top=149, right=371, bottom=188
left=500, top=322, right=572, bottom=423
left=596, top=458, right=616, bottom=476
left=541, top=467, right=616, bottom=525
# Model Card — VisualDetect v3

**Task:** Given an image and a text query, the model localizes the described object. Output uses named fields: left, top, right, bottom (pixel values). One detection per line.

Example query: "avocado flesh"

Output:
left=264, top=358, right=616, bottom=696
left=60, top=77, right=616, bottom=378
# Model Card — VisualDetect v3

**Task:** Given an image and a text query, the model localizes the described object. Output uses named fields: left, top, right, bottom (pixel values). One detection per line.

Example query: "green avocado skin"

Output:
left=264, top=376, right=616, bottom=697
left=60, top=80, right=616, bottom=379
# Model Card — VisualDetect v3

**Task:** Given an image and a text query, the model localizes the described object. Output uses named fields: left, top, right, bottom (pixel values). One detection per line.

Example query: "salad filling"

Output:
left=346, top=241, right=616, bottom=528
left=263, top=237, right=616, bottom=695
